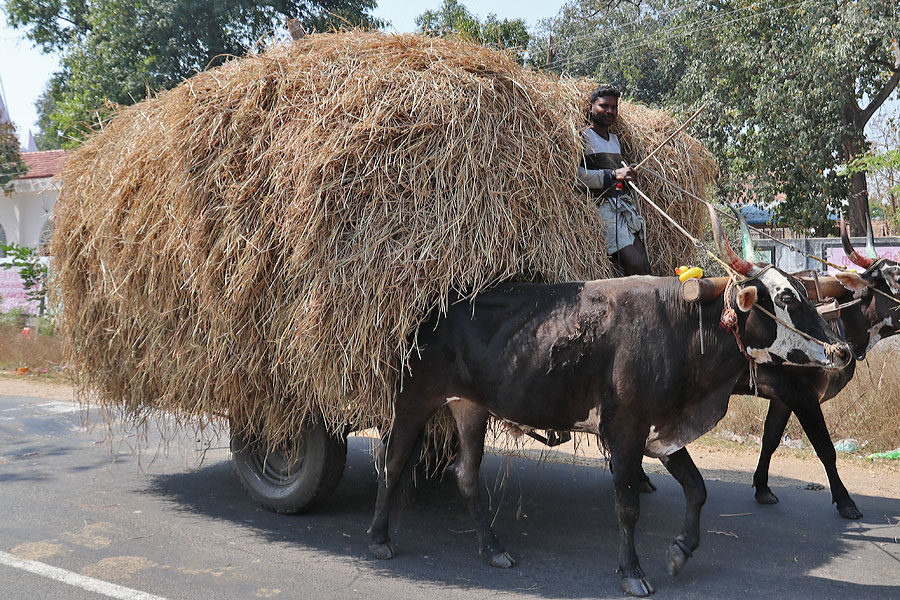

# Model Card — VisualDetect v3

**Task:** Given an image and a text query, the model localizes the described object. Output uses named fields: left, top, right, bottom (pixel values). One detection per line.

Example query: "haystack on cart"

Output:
left=52, top=32, right=715, bottom=514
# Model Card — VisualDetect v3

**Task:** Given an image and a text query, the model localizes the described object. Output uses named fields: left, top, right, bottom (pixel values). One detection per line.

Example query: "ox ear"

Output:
left=736, top=286, right=757, bottom=312
left=834, top=270, right=868, bottom=293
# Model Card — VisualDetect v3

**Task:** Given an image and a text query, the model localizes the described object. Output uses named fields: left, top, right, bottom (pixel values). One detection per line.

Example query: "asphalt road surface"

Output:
left=1, top=392, right=898, bottom=599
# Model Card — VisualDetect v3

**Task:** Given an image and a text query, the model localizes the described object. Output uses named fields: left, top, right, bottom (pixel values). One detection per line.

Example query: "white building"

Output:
left=1, top=150, right=68, bottom=251
left=1, top=150, right=67, bottom=313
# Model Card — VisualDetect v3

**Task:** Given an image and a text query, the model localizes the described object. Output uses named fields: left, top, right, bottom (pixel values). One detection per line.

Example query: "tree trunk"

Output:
left=846, top=156, right=870, bottom=237
left=841, top=98, right=872, bottom=237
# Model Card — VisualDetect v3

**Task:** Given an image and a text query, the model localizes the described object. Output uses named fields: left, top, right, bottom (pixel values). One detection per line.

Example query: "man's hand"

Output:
left=614, top=166, right=636, bottom=182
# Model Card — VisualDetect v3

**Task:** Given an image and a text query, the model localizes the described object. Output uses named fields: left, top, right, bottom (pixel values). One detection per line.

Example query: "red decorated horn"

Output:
left=840, top=214, right=874, bottom=269
left=708, top=203, right=758, bottom=276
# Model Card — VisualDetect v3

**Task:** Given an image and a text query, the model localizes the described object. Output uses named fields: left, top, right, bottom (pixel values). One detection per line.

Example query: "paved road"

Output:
left=1, top=393, right=898, bottom=599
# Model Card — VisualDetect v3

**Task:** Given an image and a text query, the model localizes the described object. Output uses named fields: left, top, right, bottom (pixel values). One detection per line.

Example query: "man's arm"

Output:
left=577, top=163, right=616, bottom=190
left=577, top=164, right=636, bottom=191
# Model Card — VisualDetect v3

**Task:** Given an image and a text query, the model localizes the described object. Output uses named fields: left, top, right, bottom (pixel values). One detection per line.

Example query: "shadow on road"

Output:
left=144, top=437, right=900, bottom=599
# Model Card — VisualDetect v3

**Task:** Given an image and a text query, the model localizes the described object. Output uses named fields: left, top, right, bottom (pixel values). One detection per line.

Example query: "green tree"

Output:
left=534, top=0, right=900, bottom=236
left=855, top=115, right=900, bottom=232
left=4, top=0, right=382, bottom=149
left=415, top=0, right=530, bottom=63
left=0, top=121, right=28, bottom=186
left=678, top=0, right=899, bottom=236
left=844, top=146, right=900, bottom=232
left=530, top=0, right=689, bottom=104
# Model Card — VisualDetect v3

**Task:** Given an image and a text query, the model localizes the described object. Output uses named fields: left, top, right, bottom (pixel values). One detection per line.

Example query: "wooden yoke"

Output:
left=797, top=276, right=848, bottom=302
left=682, top=275, right=848, bottom=304
left=681, top=277, right=729, bottom=303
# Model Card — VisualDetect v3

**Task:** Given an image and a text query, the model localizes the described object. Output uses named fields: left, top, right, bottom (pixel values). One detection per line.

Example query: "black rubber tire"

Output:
left=231, top=421, right=347, bottom=514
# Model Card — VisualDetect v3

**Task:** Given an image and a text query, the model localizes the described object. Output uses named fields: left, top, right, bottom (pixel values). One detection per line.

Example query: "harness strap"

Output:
left=719, top=278, right=751, bottom=362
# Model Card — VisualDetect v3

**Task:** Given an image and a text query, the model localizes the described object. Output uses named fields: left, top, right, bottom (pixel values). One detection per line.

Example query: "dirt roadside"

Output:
left=3, top=374, right=899, bottom=500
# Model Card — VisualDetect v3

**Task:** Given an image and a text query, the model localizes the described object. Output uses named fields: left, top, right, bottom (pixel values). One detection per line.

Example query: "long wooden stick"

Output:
left=632, top=102, right=708, bottom=171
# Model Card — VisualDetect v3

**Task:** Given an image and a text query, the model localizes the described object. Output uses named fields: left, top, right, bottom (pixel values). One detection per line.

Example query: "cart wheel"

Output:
left=231, top=420, right=347, bottom=514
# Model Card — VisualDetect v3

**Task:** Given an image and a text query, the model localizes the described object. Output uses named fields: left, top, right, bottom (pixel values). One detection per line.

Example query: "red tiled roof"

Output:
left=20, top=150, right=69, bottom=180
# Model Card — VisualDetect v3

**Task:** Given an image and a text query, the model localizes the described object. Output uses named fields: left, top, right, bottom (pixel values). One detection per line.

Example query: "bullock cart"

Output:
left=51, top=32, right=716, bottom=514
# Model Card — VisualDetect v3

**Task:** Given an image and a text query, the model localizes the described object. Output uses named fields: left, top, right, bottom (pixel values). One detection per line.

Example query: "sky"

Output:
left=1, top=1, right=897, bottom=147
left=0, top=2, right=564, bottom=145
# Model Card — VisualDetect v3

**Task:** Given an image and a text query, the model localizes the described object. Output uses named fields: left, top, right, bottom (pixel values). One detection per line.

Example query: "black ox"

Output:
left=368, top=206, right=852, bottom=596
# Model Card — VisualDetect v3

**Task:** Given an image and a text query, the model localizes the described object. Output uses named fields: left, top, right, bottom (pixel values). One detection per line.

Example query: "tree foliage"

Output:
left=530, top=0, right=689, bottom=103
left=415, top=0, right=529, bottom=63
left=845, top=116, right=900, bottom=232
left=0, top=121, right=28, bottom=186
left=532, top=0, right=900, bottom=235
left=4, top=0, right=382, bottom=149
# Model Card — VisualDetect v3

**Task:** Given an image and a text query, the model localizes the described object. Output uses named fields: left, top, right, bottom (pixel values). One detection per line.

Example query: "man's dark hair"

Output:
left=589, top=85, right=621, bottom=104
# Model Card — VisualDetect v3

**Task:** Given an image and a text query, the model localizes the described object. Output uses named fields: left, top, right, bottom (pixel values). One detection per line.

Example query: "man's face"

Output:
left=589, top=95, right=618, bottom=127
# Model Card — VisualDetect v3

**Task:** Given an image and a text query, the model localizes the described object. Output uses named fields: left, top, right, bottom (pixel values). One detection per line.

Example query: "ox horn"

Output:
left=708, top=203, right=758, bottom=276
left=730, top=205, right=756, bottom=262
left=865, top=216, right=878, bottom=259
left=840, top=214, right=874, bottom=269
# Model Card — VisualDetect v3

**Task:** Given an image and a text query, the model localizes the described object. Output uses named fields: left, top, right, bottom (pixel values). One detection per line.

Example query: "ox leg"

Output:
left=368, top=412, right=430, bottom=560
left=447, top=399, right=515, bottom=568
left=638, top=468, right=657, bottom=494
left=608, top=436, right=655, bottom=597
left=659, top=448, right=706, bottom=577
left=753, top=399, right=791, bottom=505
left=610, top=463, right=656, bottom=494
left=791, top=402, right=862, bottom=519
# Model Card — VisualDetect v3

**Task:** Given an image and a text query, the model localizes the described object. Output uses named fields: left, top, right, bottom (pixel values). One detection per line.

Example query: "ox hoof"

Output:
left=754, top=489, right=779, bottom=505
left=666, top=538, right=693, bottom=576
left=368, top=542, right=396, bottom=560
left=487, top=551, right=515, bottom=568
left=621, top=575, right=655, bottom=597
left=836, top=501, right=863, bottom=520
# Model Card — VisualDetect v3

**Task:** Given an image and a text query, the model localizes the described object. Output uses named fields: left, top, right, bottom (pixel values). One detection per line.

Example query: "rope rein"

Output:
left=614, top=125, right=898, bottom=364
left=639, top=168, right=900, bottom=311
left=623, top=171, right=739, bottom=277
left=640, top=166, right=848, bottom=271
left=626, top=173, right=900, bottom=314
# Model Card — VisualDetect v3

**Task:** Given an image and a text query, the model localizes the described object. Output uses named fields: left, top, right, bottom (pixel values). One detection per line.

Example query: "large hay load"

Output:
left=53, top=32, right=716, bottom=471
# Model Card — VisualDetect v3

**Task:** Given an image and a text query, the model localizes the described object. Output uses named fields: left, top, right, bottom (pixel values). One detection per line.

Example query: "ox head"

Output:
left=838, top=215, right=900, bottom=295
left=833, top=215, right=900, bottom=352
left=708, top=205, right=851, bottom=369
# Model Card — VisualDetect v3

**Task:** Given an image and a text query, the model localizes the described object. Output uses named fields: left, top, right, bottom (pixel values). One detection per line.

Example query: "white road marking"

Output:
left=0, top=551, right=169, bottom=600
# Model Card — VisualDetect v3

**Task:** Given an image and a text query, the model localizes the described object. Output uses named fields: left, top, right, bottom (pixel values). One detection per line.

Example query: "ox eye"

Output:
left=776, top=291, right=797, bottom=307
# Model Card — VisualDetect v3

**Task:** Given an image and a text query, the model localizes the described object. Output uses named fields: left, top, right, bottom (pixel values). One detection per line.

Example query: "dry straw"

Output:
left=52, top=31, right=717, bottom=449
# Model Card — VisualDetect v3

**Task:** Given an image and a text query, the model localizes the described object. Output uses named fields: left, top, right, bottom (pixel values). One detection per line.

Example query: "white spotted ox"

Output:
left=368, top=206, right=852, bottom=596
left=737, top=217, right=900, bottom=518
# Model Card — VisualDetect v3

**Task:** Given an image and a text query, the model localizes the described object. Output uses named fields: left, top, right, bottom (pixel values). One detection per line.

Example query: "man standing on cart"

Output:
left=575, top=85, right=656, bottom=492
left=577, top=85, right=651, bottom=276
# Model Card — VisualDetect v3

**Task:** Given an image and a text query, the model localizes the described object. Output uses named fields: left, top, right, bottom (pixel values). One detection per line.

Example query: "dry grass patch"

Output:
left=0, top=322, right=64, bottom=376
left=824, top=340, right=900, bottom=452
